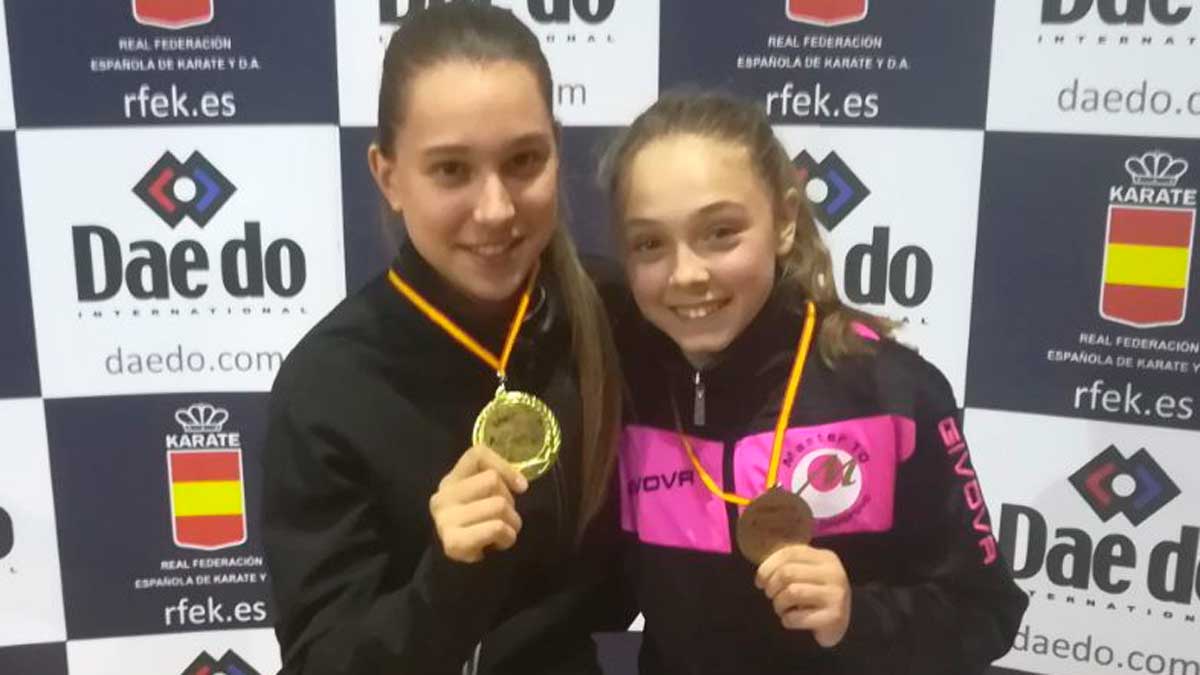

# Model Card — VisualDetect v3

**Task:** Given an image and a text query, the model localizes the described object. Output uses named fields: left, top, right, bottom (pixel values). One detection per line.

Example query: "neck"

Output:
left=683, top=350, right=714, bottom=371
left=440, top=276, right=522, bottom=326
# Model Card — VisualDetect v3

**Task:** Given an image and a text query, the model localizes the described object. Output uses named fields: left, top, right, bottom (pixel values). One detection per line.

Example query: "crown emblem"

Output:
left=175, top=403, right=230, bottom=434
left=1125, top=150, right=1189, bottom=188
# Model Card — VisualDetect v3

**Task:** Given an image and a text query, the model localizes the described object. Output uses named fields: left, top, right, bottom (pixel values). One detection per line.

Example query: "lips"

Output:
left=460, top=237, right=522, bottom=260
left=670, top=298, right=730, bottom=320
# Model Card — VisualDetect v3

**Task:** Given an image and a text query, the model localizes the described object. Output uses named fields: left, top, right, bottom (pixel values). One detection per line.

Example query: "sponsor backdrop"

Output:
left=0, top=1, right=1196, bottom=674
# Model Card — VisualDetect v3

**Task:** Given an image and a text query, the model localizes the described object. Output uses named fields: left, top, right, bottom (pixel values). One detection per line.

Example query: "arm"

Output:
left=263, top=399, right=520, bottom=675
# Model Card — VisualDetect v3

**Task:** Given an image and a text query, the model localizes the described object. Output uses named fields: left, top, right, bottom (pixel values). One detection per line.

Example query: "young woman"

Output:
left=601, top=93, right=1027, bottom=674
left=262, top=6, right=628, bottom=674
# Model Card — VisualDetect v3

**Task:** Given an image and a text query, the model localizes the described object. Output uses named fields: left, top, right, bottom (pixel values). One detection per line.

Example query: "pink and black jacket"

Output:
left=614, top=294, right=1028, bottom=674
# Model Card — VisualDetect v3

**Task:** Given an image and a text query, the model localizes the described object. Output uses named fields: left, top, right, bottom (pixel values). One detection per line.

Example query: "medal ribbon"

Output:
left=386, top=265, right=537, bottom=382
left=671, top=301, right=817, bottom=507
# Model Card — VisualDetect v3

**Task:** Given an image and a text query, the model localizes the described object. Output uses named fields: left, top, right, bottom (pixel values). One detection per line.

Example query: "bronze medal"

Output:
left=736, top=486, right=814, bottom=565
left=473, top=386, right=561, bottom=480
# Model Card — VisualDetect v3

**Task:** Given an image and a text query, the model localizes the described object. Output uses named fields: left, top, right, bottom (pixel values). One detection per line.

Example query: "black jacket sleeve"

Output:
left=833, top=356, right=1028, bottom=674
left=262, top=393, right=514, bottom=675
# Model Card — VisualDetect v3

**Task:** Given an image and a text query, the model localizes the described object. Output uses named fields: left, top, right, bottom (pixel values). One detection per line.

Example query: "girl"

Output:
left=601, top=93, right=1027, bottom=674
left=262, top=6, right=628, bottom=674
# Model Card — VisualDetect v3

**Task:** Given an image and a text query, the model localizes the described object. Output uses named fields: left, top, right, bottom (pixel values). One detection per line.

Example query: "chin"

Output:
left=673, top=332, right=735, bottom=360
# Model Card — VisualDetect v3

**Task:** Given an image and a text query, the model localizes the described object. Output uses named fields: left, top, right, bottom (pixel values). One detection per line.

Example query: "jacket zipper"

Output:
left=693, top=371, right=706, bottom=427
left=462, top=642, right=482, bottom=675
left=721, top=436, right=739, bottom=545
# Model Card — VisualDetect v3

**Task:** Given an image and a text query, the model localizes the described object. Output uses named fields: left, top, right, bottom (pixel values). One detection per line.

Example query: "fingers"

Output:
left=439, top=519, right=520, bottom=564
left=769, top=581, right=827, bottom=615
left=781, top=607, right=837, bottom=631
left=442, top=495, right=522, bottom=534
left=756, top=544, right=853, bottom=646
left=755, top=544, right=829, bottom=592
left=446, top=469, right=518, bottom=508
left=443, top=445, right=528, bottom=495
left=431, top=445, right=530, bottom=564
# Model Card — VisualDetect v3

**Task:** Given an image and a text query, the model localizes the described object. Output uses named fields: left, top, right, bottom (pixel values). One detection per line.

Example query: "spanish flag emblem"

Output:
left=168, top=449, right=247, bottom=550
left=1101, top=205, right=1194, bottom=328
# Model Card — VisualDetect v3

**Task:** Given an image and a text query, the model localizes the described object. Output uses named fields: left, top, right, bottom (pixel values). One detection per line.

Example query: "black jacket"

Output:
left=615, top=292, right=1028, bottom=674
left=262, top=242, right=630, bottom=675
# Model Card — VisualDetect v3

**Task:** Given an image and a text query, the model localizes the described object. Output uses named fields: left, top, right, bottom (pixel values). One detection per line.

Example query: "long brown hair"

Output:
left=376, top=5, right=621, bottom=535
left=598, top=91, right=893, bottom=366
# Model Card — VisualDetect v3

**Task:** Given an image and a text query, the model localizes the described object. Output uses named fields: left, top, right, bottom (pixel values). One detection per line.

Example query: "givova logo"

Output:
left=134, top=152, right=235, bottom=228
left=793, top=150, right=933, bottom=309
left=1000, top=446, right=1200, bottom=607
left=167, top=403, right=247, bottom=551
left=134, top=0, right=216, bottom=30
left=180, top=649, right=259, bottom=675
left=72, top=149, right=307, bottom=303
left=1042, top=0, right=1193, bottom=25
left=787, top=0, right=869, bottom=26
left=1101, top=150, right=1196, bottom=328
left=0, top=507, right=12, bottom=559
left=382, top=0, right=616, bottom=23
left=1069, top=445, right=1181, bottom=525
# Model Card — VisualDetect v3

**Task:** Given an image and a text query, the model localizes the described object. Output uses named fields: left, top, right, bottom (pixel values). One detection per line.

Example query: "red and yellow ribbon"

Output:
left=386, top=265, right=537, bottom=381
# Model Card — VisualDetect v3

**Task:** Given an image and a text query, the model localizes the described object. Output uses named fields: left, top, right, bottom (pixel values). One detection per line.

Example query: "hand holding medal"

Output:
left=673, top=302, right=851, bottom=643
left=429, top=444, right=529, bottom=563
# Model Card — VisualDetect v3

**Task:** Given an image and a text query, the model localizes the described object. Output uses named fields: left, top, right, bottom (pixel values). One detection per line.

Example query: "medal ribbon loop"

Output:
left=386, top=265, right=538, bottom=383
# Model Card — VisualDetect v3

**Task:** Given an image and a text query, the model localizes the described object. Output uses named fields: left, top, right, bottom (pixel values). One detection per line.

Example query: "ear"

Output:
left=776, top=187, right=801, bottom=256
left=368, top=143, right=404, bottom=214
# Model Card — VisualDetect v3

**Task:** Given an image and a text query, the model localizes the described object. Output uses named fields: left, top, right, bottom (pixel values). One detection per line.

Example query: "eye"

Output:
left=704, top=222, right=742, bottom=248
left=628, top=236, right=663, bottom=255
left=505, top=149, right=548, bottom=177
left=429, top=160, right=469, bottom=184
left=710, top=224, right=738, bottom=239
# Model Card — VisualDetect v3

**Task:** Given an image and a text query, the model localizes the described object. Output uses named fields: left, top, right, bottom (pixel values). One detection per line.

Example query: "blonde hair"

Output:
left=377, top=4, right=620, bottom=536
left=598, top=91, right=893, bottom=366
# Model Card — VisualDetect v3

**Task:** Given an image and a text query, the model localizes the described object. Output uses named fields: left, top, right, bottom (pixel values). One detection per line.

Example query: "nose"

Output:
left=473, top=172, right=516, bottom=228
left=669, top=243, right=710, bottom=289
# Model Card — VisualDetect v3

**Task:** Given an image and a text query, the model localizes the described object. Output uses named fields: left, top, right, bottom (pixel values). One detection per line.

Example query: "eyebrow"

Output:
left=420, top=132, right=552, bottom=158
left=624, top=200, right=748, bottom=229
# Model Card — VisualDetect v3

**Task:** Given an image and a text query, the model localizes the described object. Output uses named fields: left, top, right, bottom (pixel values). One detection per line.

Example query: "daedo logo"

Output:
left=1042, top=0, right=1193, bottom=25
left=792, top=150, right=869, bottom=230
left=166, top=403, right=247, bottom=551
left=134, top=0, right=215, bottom=30
left=0, top=507, right=12, bottom=560
left=180, top=649, right=260, bottom=675
left=134, top=152, right=234, bottom=228
left=71, top=150, right=307, bottom=303
left=793, top=150, right=933, bottom=309
left=1101, top=150, right=1196, bottom=328
left=1000, top=446, right=1200, bottom=608
left=1069, top=445, right=1181, bottom=525
left=381, top=0, right=615, bottom=24
left=787, top=0, right=869, bottom=27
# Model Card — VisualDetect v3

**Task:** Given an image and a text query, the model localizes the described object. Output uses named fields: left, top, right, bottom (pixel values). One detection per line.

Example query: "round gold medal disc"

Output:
left=472, top=387, right=561, bottom=480
left=736, top=487, right=814, bottom=565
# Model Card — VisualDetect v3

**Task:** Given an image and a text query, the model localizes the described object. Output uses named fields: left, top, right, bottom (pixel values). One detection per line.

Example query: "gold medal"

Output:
left=473, top=385, right=561, bottom=480
left=671, top=301, right=819, bottom=564
left=388, top=263, right=560, bottom=480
